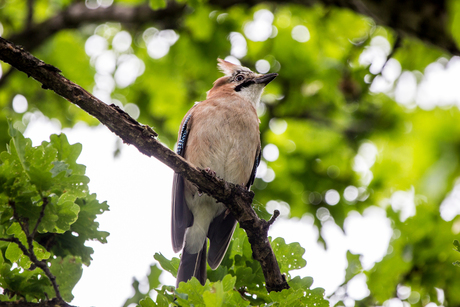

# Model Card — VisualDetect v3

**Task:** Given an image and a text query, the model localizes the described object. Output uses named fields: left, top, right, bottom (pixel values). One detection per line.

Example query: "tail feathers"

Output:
left=176, top=240, right=207, bottom=288
left=207, top=211, right=237, bottom=269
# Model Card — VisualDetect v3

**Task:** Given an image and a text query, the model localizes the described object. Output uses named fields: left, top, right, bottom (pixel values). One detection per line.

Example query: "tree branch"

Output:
left=8, top=200, right=65, bottom=302
left=0, top=37, right=289, bottom=293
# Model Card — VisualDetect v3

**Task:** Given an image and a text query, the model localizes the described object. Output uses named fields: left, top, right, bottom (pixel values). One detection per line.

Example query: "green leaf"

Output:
left=50, top=161, right=71, bottom=178
left=148, top=264, right=163, bottom=290
left=154, top=253, right=180, bottom=278
left=344, top=251, right=363, bottom=284
left=175, top=277, right=208, bottom=305
left=5, top=242, right=22, bottom=263
left=139, top=296, right=156, bottom=307
left=453, top=240, right=460, bottom=252
left=46, top=256, right=83, bottom=302
left=271, top=237, right=307, bottom=275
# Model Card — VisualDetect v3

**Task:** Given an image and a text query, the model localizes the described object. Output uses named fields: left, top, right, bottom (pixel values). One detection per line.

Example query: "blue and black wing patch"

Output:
left=177, top=114, right=192, bottom=156
left=172, top=112, right=193, bottom=253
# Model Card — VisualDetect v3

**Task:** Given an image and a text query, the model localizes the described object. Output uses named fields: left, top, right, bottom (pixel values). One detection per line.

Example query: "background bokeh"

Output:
left=2, top=0, right=460, bottom=306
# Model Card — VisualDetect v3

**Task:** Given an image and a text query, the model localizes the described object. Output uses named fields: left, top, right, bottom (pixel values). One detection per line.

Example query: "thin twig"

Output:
left=267, top=210, right=280, bottom=226
left=8, top=199, right=64, bottom=302
left=379, top=33, right=402, bottom=76
left=32, top=197, right=49, bottom=238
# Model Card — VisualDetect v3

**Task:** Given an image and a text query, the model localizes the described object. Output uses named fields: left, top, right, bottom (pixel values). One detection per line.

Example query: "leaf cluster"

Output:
left=0, top=123, right=108, bottom=302
left=124, top=227, right=328, bottom=306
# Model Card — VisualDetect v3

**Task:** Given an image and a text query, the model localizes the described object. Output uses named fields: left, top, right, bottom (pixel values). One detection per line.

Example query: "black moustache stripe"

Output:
left=234, top=80, right=255, bottom=92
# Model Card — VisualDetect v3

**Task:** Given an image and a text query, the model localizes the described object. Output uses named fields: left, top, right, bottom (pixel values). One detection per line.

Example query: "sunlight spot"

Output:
left=114, top=55, right=145, bottom=88
left=325, top=189, right=340, bottom=206
left=291, top=25, right=310, bottom=43
left=347, top=274, right=370, bottom=300
left=263, top=144, right=279, bottom=162
left=223, top=56, right=241, bottom=66
left=112, top=31, right=132, bottom=53
left=95, top=50, right=116, bottom=74
left=229, top=32, right=247, bottom=59
left=147, top=37, right=170, bottom=59
left=124, top=103, right=140, bottom=120
left=266, top=200, right=290, bottom=217
left=269, top=118, right=287, bottom=135
left=359, top=36, right=390, bottom=74
left=256, top=160, right=267, bottom=178
left=382, top=58, right=402, bottom=82
left=395, top=71, right=417, bottom=106
left=85, top=35, right=108, bottom=58
left=440, top=179, right=460, bottom=221
left=344, top=186, right=359, bottom=202
left=255, top=59, right=270, bottom=73
left=316, top=207, right=330, bottom=222
left=262, top=168, right=275, bottom=182
left=244, top=9, right=274, bottom=42
left=12, top=94, right=28, bottom=113
left=386, top=187, right=416, bottom=222
left=383, top=298, right=404, bottom=307
left=85, top=0, right=99, bottom=9
left=145, top=29, right=179, bottom=60
left=95, top=73, right=115, bottom=93
left=353, top=142, right=378, bottom=186
left=397, top=285, right=411, bottom=300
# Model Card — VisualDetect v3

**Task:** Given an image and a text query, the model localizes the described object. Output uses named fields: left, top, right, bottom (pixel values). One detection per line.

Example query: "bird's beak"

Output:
left=255, top=73, right=278, bottom=86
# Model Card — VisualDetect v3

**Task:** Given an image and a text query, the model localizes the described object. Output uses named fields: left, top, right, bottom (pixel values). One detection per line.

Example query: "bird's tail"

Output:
left=176, top=240, right=207, bottom=288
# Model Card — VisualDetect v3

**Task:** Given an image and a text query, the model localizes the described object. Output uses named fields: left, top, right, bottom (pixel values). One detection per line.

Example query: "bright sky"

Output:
left=24, top=113, right=393, bottom=307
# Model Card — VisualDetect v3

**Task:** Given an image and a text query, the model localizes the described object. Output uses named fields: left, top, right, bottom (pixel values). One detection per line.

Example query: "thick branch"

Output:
left=0, top=37, right=289, bottom=293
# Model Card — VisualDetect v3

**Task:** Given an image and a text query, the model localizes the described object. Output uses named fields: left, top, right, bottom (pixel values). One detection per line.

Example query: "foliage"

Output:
left=1, top=0, right=460, bottom=306
left=0, top=124, right=108, bottom=302
left=124, top=227, right=328, bottom=306
left=454, top=240, right=460, bottom=267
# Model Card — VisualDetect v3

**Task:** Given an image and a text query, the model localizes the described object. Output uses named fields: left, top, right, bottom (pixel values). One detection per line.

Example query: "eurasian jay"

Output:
left=171, top=59, right=278, bottom=287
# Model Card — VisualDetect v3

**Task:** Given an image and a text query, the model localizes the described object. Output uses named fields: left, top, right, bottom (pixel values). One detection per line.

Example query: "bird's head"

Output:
left=207, top=59, right=278, bottom=107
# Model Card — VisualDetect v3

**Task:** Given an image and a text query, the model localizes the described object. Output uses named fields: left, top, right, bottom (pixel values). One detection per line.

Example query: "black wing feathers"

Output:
left=246, top=147, right=261, bottom=189
left=171, top=113, right=193, bottom=253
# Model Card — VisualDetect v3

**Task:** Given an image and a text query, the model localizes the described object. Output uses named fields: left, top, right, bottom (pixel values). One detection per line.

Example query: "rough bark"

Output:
left=0, top=36, right=289, bottom=294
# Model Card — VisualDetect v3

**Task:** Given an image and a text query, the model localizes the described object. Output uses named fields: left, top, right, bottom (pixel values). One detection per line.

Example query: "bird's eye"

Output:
left=235, top=75, right=244, bottom=82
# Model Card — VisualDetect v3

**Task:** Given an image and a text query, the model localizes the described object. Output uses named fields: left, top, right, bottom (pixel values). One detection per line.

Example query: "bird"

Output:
left=171, top=59, right=278, bottom=287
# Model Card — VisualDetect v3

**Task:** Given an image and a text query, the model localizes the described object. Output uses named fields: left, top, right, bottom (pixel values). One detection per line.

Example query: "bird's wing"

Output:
left=171, top=112, right=194, bottom=253
left=207, top=144, right=261, bottom=269
left=246, top=146, right=261, bottom=189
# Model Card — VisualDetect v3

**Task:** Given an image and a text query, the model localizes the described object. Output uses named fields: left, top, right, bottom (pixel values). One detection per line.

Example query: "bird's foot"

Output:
left=204, top=167, right=216, bottom=177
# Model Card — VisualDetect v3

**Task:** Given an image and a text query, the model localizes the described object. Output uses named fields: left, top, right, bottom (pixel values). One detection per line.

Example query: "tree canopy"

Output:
left=1, top=0, right=460, bottom=306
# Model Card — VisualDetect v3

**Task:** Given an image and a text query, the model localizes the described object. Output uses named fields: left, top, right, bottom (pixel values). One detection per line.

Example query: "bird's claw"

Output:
left=204, top=167, right=216, bottom=177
